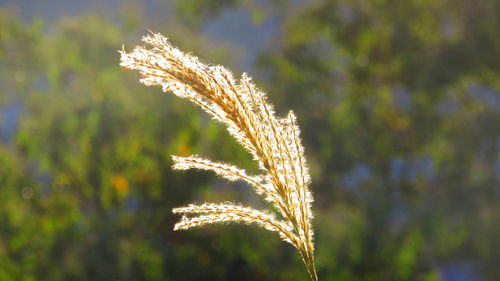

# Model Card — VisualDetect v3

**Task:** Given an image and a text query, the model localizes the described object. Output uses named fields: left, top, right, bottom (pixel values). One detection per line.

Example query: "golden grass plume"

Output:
left=120, top=32, right=317, bottom=281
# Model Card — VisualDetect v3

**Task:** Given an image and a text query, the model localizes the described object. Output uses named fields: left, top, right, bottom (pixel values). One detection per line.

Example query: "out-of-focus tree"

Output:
left=0, top=0, right=499, bottom=280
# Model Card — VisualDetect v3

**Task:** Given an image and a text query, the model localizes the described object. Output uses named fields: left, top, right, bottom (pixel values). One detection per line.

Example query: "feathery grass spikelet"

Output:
left=120, top=32, right=318, bottom=281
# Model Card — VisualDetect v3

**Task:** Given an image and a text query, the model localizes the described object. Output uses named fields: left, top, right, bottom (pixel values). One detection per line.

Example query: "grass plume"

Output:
left=120, top=32, right=317, bottom=281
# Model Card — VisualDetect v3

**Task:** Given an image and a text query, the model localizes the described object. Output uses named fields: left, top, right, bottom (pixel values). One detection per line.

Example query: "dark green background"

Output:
left=0, top=0, right=499, bottom=280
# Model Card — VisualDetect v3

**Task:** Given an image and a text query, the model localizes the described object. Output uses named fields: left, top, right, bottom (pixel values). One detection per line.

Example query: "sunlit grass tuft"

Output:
left=120, top=32, right=317, bottom=281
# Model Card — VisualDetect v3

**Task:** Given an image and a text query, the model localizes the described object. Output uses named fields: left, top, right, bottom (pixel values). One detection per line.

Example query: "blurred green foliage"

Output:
left=0, top=0, right=499, bottom=280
